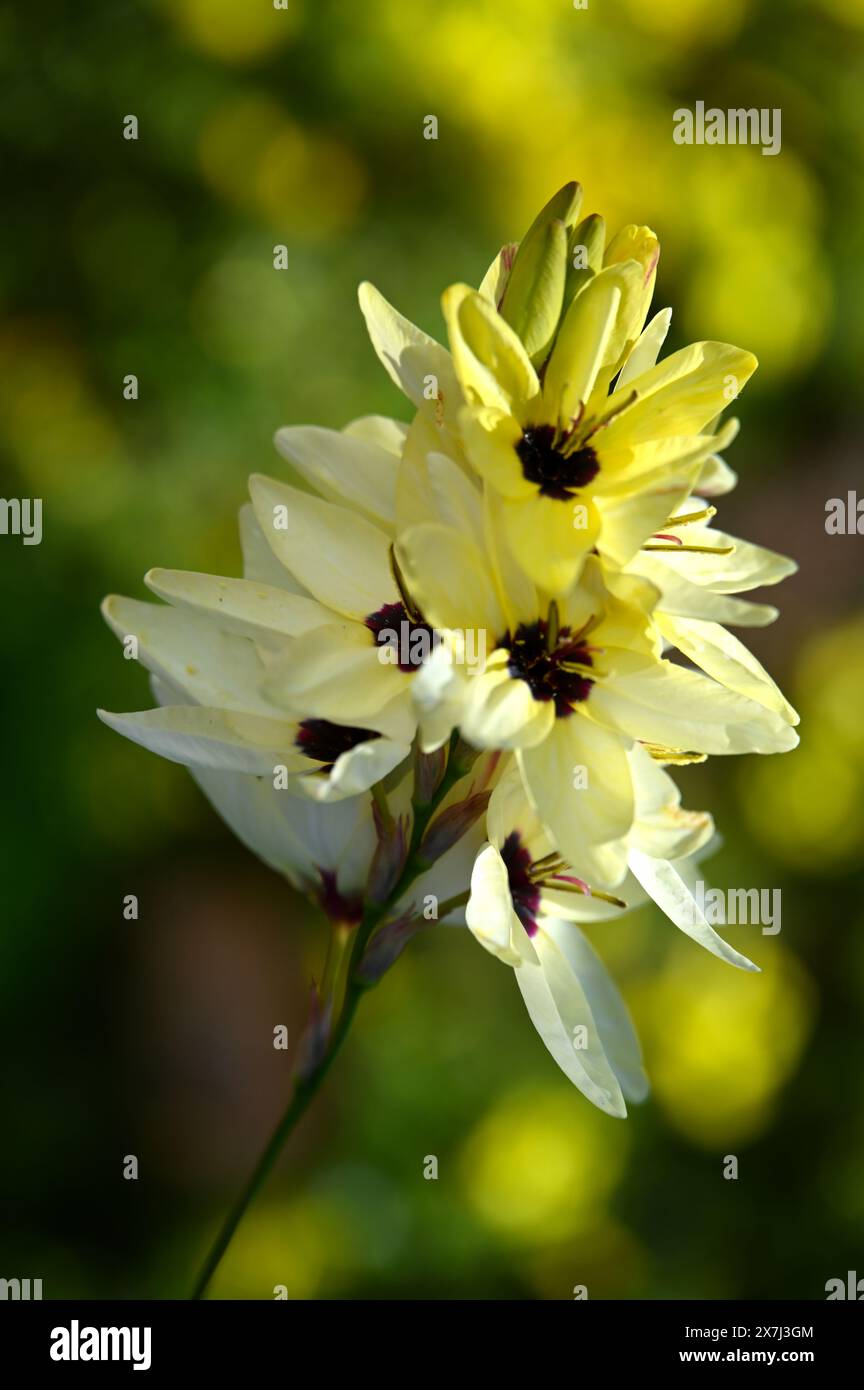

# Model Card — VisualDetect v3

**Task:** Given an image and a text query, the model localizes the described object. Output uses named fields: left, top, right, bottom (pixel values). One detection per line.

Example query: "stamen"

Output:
left=662, top=505, right=717, bottom=529
left=549, top=873, right=589, bottom=894
left=642, top=741, right=707, bottom=765
left=559, top=659, right=607, bottom=679
left=569, top=612, right=600, bottom=643
left=528, top=853, right=567, bottom=883
left=582, top=388, right=638, bottom=442
left=546, top=599, right=560, bottom=653
left=388, top=545, right=424, bottom=622
left=642, top=542, right=734, bottom=555
left=531, top=849, right=565, bottom=871
left=544, top=874, right=627, bottom=909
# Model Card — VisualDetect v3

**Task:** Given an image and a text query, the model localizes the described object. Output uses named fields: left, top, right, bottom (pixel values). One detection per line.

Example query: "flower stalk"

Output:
left=190, top=733, right=475, bottom=1299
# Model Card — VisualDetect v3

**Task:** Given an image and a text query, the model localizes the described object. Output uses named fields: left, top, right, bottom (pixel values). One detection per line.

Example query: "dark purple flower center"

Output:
left=515, top=424, right=599, bottom=501
left=505, top=619, right=594, bottom=716
left=296, top=718, right=379, bottom=770
left=365, top=600, right=435, bottom=673
left=500, top=830, right=540, bottom=936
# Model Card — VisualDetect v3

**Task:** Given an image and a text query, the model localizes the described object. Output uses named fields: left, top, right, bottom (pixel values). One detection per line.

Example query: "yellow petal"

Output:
left=442, top=283, right=540, bottom=413
left=501, top=492, right=599, bottom=595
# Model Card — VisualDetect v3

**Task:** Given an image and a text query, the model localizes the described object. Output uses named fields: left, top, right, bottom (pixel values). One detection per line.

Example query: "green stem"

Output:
left=189, top=733, right=474, bottom=1299
left=189, top=988, right=361, bottom=1301
left=435, top=889, right=470, bottom=920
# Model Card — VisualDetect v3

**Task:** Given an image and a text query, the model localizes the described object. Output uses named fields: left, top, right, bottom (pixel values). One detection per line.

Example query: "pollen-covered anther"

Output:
left=662, top=505, right=717, bottom=529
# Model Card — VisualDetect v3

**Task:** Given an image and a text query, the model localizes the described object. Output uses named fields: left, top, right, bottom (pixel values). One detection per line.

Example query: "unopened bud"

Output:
left=500, top=218, right=568, bottom=366
left=367, top=812, right=409, bottom=903
left=414, top=744, right=447, bottom=806
left=417, top=789, right=491, bottom=866
left=355, top=912, right=422, bottom=985
left=500, top=183, right=582, bottom=362
left=563, top=212, right=606, bottom=306
left=293, top=986, right=332, bottom=1083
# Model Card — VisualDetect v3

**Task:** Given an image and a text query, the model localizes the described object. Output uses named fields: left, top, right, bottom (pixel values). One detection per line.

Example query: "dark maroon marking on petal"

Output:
left=364, top=600, right=435, bottom=673
left=500, top=830, right=541, bottom=936
left=296, top=718, right=379, bottom=770
left=504, top=619, right=594, bottom=716
left=515, top=425, right=599, bottom=501
left=316, top=868, right=363, bottom=927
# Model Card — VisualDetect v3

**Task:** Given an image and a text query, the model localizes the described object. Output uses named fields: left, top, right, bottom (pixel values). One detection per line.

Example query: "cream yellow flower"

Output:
left=359, top=183, right=757, bottom=594
left=396, top=495, right=797, bottom=886
left=464, top=749, right=755, bottom=1116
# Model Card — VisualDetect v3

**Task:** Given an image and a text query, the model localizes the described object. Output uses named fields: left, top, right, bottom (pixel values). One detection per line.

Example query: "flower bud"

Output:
left=293, top=985, right=333, bottom=1083
left=500, top=218, right=568, bottom=366
left=367, top=811, right=409, bottom=903
left=500, top=183, right=582, bottom=362
left=413, top=744, right=447, bottom=807
left=417, top=789, right=491, bottom=866
left=355, top=912, right=422, bottom=986
left=563, top=212, right=606, bottom=306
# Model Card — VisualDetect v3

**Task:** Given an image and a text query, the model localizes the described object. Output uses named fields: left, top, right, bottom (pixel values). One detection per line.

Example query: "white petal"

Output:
left=262, top=623, right=412, bottom=724
left=628, top=848, right=758, bottom=971
left=657, top=613, right=798, bottom=724
left=461, top=668, right=554, bottom=750
left=145, top=569, right=329, bottom=643
left=238, top=504, right=305, bottom=591
left=515, top=929, right=627, bottom=1116
left=519, top=718, right=633, bottom=885
left=342, top=413, right=409, bottom=457
left=358, top=280, right=460, bottom=416
left=192, top=763, right=377, bottom=889
left=466, top=842, right=525, bottom=964
left=542, top=920, right=649, bottom=1102
left=273, top=424, right=396, bottom=528
left=101, top=595, right=282, bottom=715
left=249, top=474, right=396, bottom=620
left=97, top=704, right=301, bottom=775
left=589, top=660, right=800, bottom=755
left=616, top=307, right=672, bottom=387
left=634, top=555, right=780, bottom=626
left=301, top=736, right=411, bottom=802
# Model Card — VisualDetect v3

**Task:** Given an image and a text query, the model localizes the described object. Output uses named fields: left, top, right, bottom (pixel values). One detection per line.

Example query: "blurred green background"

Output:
left=2, top=0, right=863, bottom=1300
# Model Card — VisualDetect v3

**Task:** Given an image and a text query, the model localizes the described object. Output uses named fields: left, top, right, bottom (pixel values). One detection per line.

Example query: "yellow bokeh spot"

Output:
left=459, top=1085, right=628, bottom=1242
left=742, top=618, right=864, bottom=867
left=817, top=0, right=864, bottom=29
left=682, top=155, right=829, bottom=380
left=198, top=96, right=366, bottom=237
left=637, top=941, right=815, bottom=1147
left=198, top=94, right=287, bottom=208
left=621, top=0, right=748, bottom=45
left=166, top=0, right=300, bottom=64
left=795, top=618, right=864, bottom=754
left=208, top=1195, right=350, bottom=1300
left=0, top=327, right=126, bottom=521
left=744, top=742, right=862, bottom=867
left=255, top=128, right=366, bottom=236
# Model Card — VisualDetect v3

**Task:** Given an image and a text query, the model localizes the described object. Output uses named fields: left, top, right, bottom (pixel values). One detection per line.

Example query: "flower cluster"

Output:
left=100, top=182, right=798, bottom=1118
